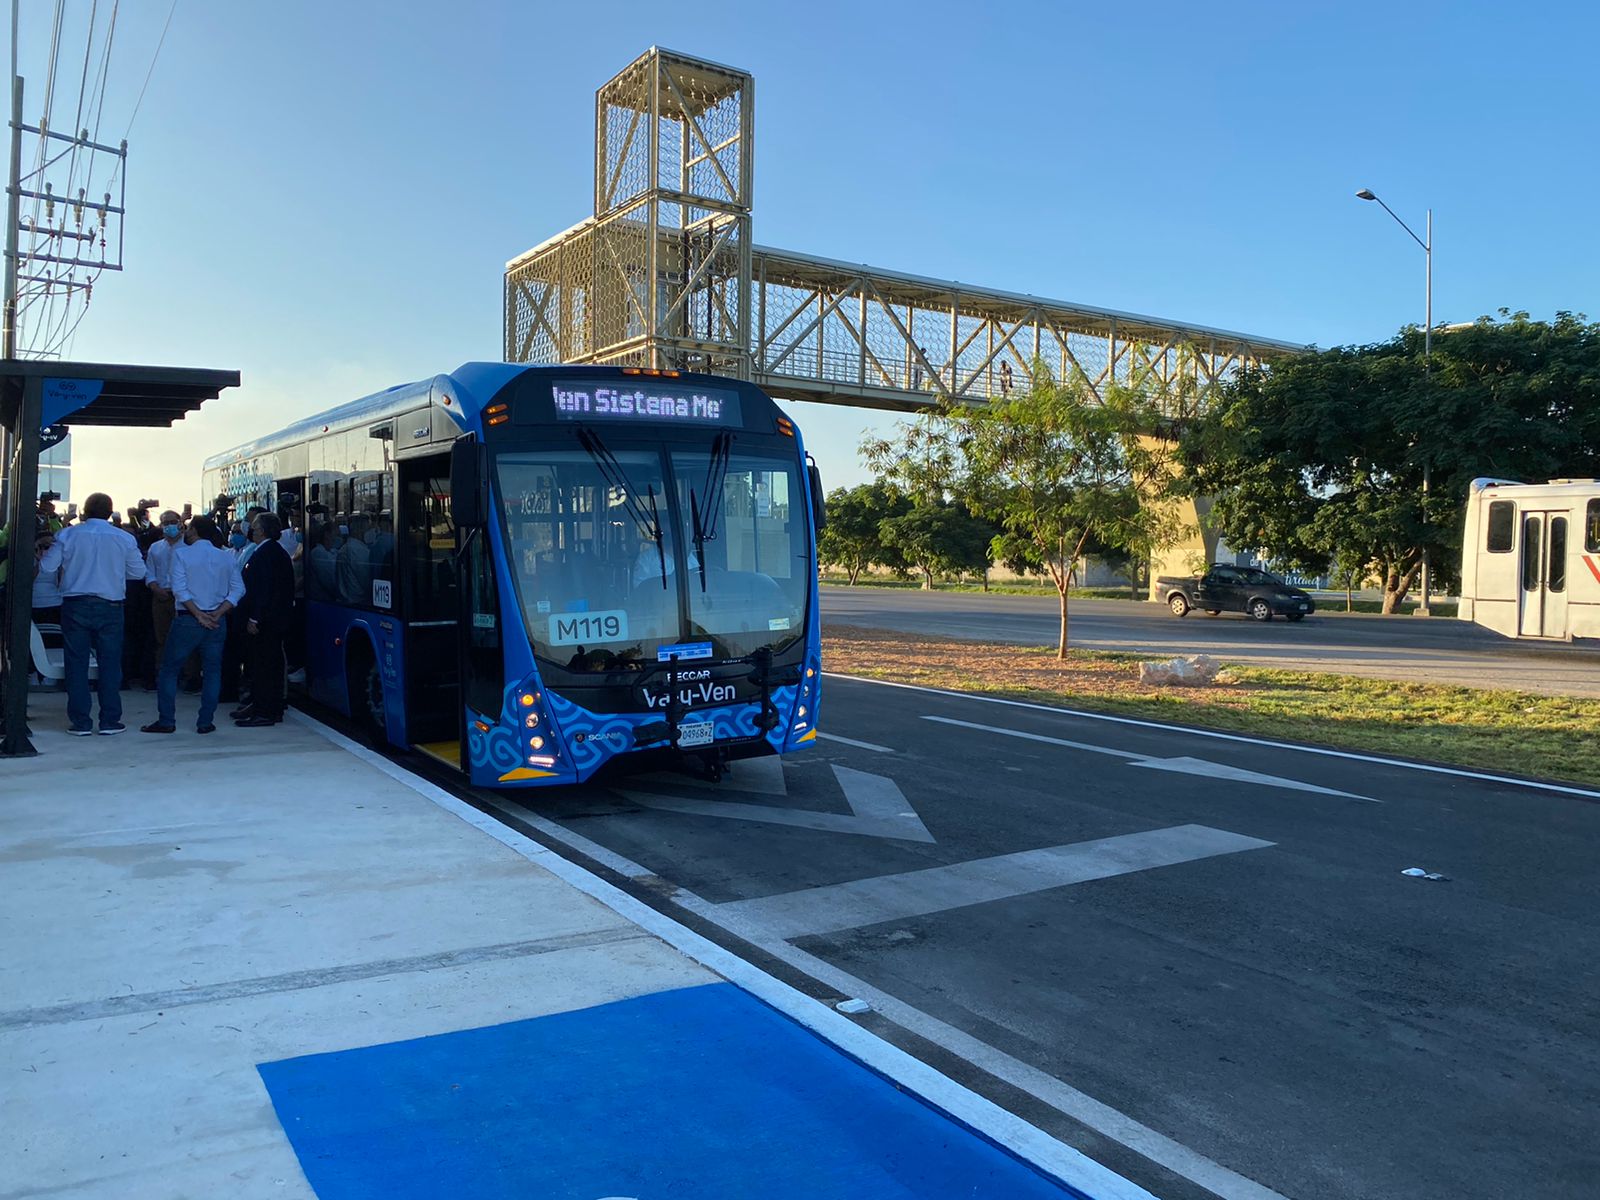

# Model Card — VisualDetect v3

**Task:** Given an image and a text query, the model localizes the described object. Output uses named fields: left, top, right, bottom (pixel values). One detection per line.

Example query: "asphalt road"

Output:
left=477, top=677, right=1600, bottom=1200
left=822, top=585, right=1600, bottom=697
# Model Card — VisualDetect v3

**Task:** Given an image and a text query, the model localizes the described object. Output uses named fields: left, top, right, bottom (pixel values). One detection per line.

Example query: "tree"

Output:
left=878, top=501, right=994, bottom=589
left=817, top=482, right=911, bottom=584
left=954, top=365, right=1183, bottom=656
left=1183, top=312, right=1600, bottom=613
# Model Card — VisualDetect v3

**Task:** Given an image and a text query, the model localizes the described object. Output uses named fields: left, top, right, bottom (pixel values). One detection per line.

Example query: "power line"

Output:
left=123, top=0, right=175, bottom=139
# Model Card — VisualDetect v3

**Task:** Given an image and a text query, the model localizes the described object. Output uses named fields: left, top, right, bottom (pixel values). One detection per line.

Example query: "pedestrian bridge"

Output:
left=505, top=48, right=1301, bottom=414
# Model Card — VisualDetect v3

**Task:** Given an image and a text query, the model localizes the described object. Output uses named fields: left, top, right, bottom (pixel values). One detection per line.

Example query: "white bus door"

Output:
left=1518, top=511, right=1569, bottom=638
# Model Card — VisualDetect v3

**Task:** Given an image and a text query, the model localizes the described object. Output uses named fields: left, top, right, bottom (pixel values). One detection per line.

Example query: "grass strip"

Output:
left=822, top=624, right=1600, bottom=789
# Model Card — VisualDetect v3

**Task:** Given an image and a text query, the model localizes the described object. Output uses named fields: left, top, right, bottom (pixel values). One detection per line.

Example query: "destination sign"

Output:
left=551, top=381, right=742, bottom=426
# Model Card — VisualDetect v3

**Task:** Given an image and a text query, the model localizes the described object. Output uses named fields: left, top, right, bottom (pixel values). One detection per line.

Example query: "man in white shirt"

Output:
left=142, top=515, right=245, bottom=734
left=36, top=492, right=147, bottom=734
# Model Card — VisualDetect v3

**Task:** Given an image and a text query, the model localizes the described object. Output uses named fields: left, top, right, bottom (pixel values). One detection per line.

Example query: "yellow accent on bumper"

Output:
left=797, top=728, right=818, bottom=743
left=497, top=766, right=558, bottom=782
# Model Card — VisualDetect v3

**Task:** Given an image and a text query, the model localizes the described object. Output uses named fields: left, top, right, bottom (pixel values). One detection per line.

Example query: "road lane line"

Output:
left=828, top=672, right=1600, bottom=801
left=924, top=716, right=1378, bottom=801
left=714, top=824, right=1272, bottom=939
left=923, top=715, right=1138, bottom=759
left=817, top=730, right=896, bottom=753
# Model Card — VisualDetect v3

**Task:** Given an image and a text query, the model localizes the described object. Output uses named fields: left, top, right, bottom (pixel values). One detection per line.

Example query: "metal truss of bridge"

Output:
left=505, top=47, right=1303, bottom=414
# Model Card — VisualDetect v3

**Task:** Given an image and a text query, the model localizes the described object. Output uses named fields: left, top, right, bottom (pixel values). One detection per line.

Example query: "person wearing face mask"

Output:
left=144, top=511, right=186, bottom=679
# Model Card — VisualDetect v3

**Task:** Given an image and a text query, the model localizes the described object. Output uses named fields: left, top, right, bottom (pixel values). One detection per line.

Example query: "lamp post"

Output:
left=1356, top=187, right=1433, bottom=615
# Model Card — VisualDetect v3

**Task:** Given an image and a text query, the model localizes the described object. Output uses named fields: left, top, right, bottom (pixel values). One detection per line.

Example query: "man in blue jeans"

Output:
left=142, top=515, right=245, bottom=735
left=36, top=492, right=148, bottom=734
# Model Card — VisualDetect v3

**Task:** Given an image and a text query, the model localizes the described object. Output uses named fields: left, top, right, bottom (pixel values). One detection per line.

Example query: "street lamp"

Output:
left=1356, top=187, right=1434, bottom=615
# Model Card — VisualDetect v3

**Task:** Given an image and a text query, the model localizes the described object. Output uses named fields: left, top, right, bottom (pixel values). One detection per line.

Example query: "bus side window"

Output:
left=1587, top=498, right=1600, bottom=554
left=1486, top=500, right=1515, bottom=553
left=1549, top=517, right=1567, bottom=593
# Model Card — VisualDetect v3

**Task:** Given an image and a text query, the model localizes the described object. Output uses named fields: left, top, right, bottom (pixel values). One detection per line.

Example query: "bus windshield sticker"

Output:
left=768, top=617, right=791, bottom=631
left=549, top=609, right=629, bottom=646
left=657, top=641, right=713, bottom=662
left=535, top=599, right=551, bottom=614
left=552, top=382, right=742, bottom=427
left=372, top=579, right=392, bottom=609
left=472, top=613, right=496, bottom=630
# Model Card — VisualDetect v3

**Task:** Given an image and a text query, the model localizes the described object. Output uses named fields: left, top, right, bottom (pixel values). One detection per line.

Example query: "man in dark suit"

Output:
left=234, top=511, right=295, bottom=726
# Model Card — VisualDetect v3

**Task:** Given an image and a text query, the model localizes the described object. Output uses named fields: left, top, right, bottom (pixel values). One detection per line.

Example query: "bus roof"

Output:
left=1471, top=476, right=1600, bottom=497
left=201, top=362, right=530, bottom=470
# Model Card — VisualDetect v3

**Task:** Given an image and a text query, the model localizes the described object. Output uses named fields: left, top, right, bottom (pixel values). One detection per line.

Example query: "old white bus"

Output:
left=1459, top=478, right=1600, bottom=641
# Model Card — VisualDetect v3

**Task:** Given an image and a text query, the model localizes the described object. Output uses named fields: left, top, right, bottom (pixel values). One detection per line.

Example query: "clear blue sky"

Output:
left=12, top=0, right=1598, bottom=509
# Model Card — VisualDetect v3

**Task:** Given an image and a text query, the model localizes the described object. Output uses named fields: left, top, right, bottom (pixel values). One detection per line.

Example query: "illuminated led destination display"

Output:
left=550, top=381, right=742, bottom=426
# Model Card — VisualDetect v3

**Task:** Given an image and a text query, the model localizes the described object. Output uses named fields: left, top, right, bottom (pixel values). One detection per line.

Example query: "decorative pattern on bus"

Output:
left=465, top=678, right=802, bottom=781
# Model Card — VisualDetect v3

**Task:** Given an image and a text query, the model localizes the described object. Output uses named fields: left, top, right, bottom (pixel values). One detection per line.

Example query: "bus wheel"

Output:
left=346, top=641, right=386, bottom=740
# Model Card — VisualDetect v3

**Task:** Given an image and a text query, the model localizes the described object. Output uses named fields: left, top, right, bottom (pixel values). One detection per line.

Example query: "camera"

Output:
left=136, top=498, right=159, bottom=510
left=38, top=491, right=60, bottom=505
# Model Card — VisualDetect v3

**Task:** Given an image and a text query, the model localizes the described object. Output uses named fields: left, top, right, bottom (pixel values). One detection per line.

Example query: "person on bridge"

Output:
left=36, top=492, right=147, bottom=735
left=142, top=516, right=244, bottom=736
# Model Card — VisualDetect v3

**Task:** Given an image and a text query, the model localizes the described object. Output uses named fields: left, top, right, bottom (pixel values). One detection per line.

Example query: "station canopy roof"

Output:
left=1, top=360, right=241, bottom=428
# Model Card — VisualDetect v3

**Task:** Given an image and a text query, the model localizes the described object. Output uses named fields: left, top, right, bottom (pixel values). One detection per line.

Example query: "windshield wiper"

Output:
left=646, top=484, right=667, bottom=590
left=576, top=426, right=659, bottom=548
left=689, top=432, right=733, bottom=592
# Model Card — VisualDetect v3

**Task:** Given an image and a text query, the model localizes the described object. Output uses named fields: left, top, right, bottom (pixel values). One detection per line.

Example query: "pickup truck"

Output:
left=1155, top=565, right=1316, bottom=622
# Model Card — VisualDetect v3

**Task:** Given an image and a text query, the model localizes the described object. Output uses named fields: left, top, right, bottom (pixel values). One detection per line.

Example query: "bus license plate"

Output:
left=678, top=721, right=714, bottom=748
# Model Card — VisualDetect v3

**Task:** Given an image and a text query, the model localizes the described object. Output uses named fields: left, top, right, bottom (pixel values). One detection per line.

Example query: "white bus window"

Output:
left=1521, top=517, right=1541, bottom=592
left=1587, top=498, right=1600, bottom=554
left=1486, top=501, right=1516, bottom=553
left=1549, top=517, right=1567, bottom=593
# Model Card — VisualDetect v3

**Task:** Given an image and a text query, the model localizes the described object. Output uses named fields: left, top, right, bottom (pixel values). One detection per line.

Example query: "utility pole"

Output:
left=1356, top=188, right=1435, bottom=614
left=3, top=74, right=21, bottom=360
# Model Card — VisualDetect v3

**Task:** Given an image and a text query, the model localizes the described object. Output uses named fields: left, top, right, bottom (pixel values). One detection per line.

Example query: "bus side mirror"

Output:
left=807, top=459, right=827, bottom=533
left=452, top=436, right=488, bottom=529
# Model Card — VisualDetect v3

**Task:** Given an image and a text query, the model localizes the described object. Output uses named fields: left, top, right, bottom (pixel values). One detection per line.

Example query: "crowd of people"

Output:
left=22, top=491, right=296, bottom=735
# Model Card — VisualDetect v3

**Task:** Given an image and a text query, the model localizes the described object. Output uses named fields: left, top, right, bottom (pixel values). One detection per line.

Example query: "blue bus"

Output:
left=201, top=364, right=825, bottom=787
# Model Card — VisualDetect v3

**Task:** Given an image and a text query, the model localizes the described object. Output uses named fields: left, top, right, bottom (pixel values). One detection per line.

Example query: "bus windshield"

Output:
left=495, top=438, right=809, bottom=671
left=671, top=445, right=809, bottom=658
left=497, top=446, right=681, bottom=672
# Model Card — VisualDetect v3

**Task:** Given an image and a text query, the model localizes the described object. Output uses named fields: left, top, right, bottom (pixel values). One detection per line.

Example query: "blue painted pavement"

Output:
left=258, top=982, right=1087, bottom=1199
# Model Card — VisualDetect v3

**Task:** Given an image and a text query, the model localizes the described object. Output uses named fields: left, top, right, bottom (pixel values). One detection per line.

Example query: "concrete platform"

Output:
left=0, top=688, right=1138, bottom=1200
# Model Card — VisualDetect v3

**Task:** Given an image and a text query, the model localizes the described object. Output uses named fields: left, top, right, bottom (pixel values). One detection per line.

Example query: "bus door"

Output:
left=1518, top=511, right=1569, bottom=638
left=399, top=454, right=462, bottom=749
left=458, top=519, right=506, bottom=747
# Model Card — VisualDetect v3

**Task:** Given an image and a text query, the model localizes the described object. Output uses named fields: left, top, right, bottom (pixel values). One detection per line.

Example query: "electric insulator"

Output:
left=44, top=183, right=54, bottom=220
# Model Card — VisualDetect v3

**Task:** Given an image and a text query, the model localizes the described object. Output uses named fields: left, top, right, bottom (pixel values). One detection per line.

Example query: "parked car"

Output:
left=1155, top=565, right=1316, bottom=622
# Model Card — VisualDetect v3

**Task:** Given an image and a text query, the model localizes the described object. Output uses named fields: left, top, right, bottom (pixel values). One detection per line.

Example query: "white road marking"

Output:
left=817, top=730, right=896, bottom=753
left=620, top=764, right=935, bottom=843
left=715, top=824, right=1273, bottom=939
left=291, top=711, right=1162, bottom=1200
left=829, top=671, right=1600, bottom=800
left=925, top=715, right=1378, bottom=801
left=1128, top=755, right=1372, bottom=799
